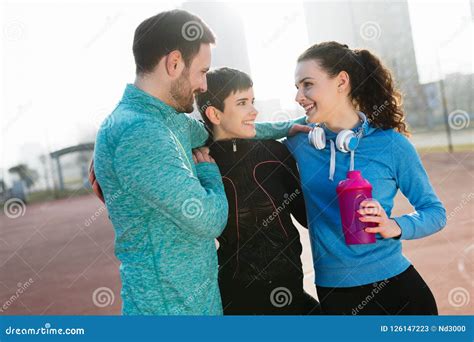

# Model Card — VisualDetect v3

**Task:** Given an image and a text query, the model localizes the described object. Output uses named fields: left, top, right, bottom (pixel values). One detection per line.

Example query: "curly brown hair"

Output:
left=298, top=41, right=410, bottom=136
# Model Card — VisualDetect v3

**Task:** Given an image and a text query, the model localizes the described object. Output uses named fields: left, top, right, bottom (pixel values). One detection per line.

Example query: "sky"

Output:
left=0, top=0, right=472, bottom=173
left=407, top=0, right=473, bottom=82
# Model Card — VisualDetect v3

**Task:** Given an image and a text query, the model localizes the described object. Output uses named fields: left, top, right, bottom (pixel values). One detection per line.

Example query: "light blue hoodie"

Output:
left=284, top=118, right=446, bottom=287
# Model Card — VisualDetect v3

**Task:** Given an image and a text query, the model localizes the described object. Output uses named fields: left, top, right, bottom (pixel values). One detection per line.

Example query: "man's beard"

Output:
left=170, top=69, right=195, bottom=113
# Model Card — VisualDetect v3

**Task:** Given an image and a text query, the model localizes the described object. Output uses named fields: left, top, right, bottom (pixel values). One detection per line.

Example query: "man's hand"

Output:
left=288, top=124, right=312, bottom=136
left=88, top=160, right=105, bottom=203
left=192, top=147, right=215, bottom=164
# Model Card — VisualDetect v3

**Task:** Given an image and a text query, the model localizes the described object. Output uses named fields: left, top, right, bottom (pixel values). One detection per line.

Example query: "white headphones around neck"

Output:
left=308, top=112, right=367, bottom=153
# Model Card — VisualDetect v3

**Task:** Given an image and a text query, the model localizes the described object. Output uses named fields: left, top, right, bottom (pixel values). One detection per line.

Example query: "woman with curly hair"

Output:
left=284, top=41, right=446, bottom=315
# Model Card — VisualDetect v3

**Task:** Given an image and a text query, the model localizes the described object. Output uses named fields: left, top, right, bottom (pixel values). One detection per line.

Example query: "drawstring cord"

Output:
left=350, top=150, right=355, bottom=172
left=329, top=140, right=336, bottom=181
left=329, top=142, right=356, bottom=181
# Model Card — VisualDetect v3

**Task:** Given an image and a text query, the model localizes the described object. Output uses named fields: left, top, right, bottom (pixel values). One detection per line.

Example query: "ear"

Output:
left=165, top=50, right=185, bottom=77
left=205, top=106, right=221, bottom=125
left=336, top=71, right=350, bottom=93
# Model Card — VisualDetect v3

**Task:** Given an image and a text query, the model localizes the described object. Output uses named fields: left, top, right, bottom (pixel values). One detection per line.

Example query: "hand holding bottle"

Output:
left=358, top=199, right=402, bottom=239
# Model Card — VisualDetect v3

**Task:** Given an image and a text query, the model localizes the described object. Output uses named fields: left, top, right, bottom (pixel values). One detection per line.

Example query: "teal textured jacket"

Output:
left=94, top=84, right=305, bottom=315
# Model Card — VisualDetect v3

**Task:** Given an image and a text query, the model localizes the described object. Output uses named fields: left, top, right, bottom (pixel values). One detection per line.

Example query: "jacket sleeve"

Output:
left=186, top=116, right=210, bottom=149
left=254, top=116, right=308, bottom=140
left=113, top=121, right=229, bottom=239
left=391, top=133, right=447, bottom=240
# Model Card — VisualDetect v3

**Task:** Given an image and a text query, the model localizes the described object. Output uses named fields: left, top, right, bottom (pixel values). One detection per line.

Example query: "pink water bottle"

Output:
left=336, top=170, right=377, bottom=245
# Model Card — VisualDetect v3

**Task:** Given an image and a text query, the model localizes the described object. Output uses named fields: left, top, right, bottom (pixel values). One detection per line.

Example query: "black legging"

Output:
left=316, top=265, right=438, bottom=315
left=220, top=278, right=321, bottom=315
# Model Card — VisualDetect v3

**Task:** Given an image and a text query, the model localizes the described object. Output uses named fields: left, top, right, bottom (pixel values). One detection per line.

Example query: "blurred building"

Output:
left=421, top=82, right=443, bottom=128
left=421, top=72, right=473, bottom=129
left=303, top=0, right=430, bottom=127
left=183, top=2, right=255, bottom=120
left=443, top=72, right=474, bottom=116
left=182, top=2, right=251, bottom=74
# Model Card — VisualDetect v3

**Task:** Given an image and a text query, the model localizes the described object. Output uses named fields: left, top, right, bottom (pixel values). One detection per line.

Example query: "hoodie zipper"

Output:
left=232, top=139, right=237, bottom=152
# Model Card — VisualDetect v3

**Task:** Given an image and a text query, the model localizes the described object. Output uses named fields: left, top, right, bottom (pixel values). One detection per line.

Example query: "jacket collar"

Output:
left=120, top=83, right=179, bottom=119
left=209, top=139, right=255, bottom=164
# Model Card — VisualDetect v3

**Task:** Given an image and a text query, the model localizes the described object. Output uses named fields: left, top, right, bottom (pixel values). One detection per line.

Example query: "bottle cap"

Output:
left=347, top=170, right=362, bottom=180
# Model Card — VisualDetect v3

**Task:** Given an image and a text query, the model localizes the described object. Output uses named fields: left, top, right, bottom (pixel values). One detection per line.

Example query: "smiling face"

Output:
left=294, top=59, right=342, bottom=124
left=209, top=87, right=258, bottom=140
left=170, top=43, right=211, bottom=113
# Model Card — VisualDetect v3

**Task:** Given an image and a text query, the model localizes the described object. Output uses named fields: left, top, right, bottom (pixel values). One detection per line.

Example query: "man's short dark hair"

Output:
left=133, top=9, right=216, bottom=74
left=196, top=67, right=253, bottom=129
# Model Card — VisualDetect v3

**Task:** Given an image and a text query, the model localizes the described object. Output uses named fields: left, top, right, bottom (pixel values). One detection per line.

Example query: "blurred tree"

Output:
left=8, top=164, right=39, bottom=190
